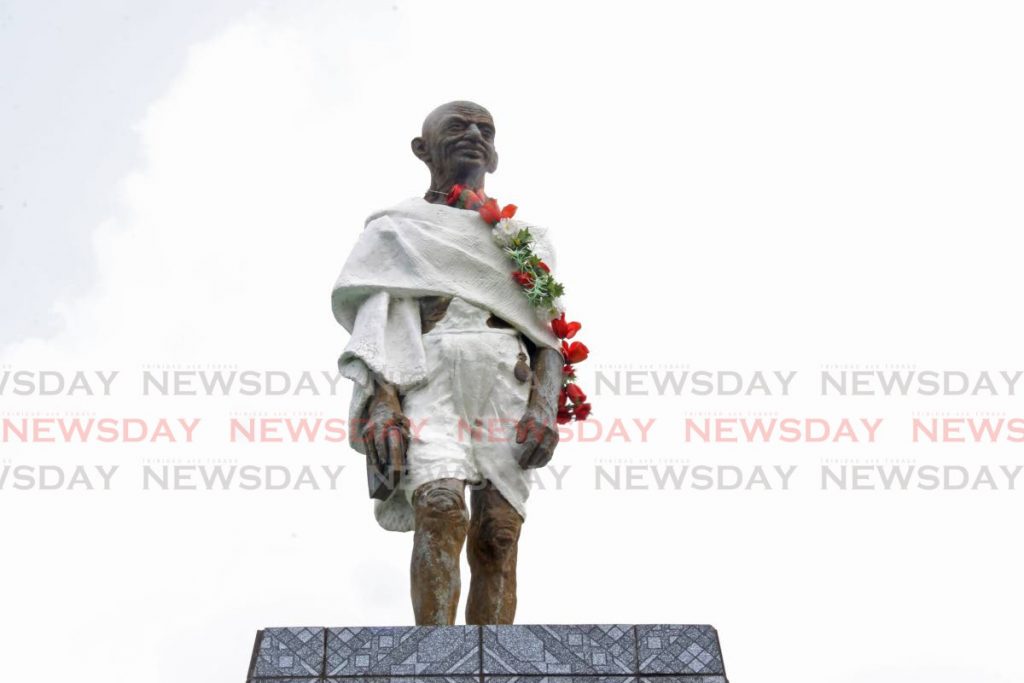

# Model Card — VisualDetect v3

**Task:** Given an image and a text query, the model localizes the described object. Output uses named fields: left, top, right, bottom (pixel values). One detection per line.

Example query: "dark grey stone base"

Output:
left=245, top=625, right=728, bottom=683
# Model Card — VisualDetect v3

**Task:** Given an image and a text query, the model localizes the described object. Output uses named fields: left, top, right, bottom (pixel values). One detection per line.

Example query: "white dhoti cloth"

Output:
left=397, top=297, right=531, bottom=522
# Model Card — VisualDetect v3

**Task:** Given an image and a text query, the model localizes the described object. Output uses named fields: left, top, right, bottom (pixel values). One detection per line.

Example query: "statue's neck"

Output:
left=424, top=171, right=486, bottom=205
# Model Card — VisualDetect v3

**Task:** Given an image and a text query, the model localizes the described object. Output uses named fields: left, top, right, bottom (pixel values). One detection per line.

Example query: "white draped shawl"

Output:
left=331, top=196, right=560, bottom=530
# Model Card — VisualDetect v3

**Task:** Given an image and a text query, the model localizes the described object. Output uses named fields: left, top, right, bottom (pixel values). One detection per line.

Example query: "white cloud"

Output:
left=3, top=2, right=1024, bottom=682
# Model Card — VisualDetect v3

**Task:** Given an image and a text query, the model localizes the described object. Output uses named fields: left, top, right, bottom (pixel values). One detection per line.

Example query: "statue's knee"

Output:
left=470, top=508, right=522, bottom=562
left=413, top=482, right=469, bottom=534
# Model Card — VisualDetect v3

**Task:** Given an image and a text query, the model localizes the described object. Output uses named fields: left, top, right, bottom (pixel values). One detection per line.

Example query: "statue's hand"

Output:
left=361, top=382, right=410, bottom=482
left=514, top=345, right=563, bottom=469
left=515, top=402, right=559, bottom=469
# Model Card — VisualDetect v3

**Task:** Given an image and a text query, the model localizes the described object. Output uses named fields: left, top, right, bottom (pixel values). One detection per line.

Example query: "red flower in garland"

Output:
left=565, top=383, right=587, bottom=404
left=445, top=184, right=465, bottom=205
left=462, top=189, right=484, bottom=210
left=479, top=198, right=518, bottom=225
left=562, top=340, right=589, bottom=364
left=537, top=261, right=550, bottom=273
left=512, top=271, right=534, bottom=287
left=478, top=198, right=501, bottom=224
left=551, top=312, right=581, bottom=339
left=557, top=395, right=592, bottom=424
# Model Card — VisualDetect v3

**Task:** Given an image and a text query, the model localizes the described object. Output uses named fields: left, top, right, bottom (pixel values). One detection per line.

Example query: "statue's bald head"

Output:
left=420, top=100, right=492, bottom=137
left=412, top=100, right=498, bottom=189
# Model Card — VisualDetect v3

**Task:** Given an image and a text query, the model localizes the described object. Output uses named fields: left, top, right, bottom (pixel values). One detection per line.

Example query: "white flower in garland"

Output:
left=535, top=296, right=566, bottom=322
left=492, top=217, right=519, bottom=246
left=552, top=296, right=567, bottom=317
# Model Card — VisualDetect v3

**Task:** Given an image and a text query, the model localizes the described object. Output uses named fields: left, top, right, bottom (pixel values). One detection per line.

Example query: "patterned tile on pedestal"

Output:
left=325, top=626, right=479, bottom=676
left=636, top=625, right=724, bottom=675
left=640, top=677, right=727, bottom=683
left=483, top=624, right=636, bottom=675
left=325, top=678, right=478, bottom=683
left=250, top=680, right=319, bottom=683
left=486, top=677, right=635, bottom=683
left=251, top=627, right=325, bottom=678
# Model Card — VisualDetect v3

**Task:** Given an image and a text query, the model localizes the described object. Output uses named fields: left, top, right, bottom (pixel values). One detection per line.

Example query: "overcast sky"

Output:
left=2, top=2, right=1024, bottom=683
left=0, top=0, right=256, bottom=343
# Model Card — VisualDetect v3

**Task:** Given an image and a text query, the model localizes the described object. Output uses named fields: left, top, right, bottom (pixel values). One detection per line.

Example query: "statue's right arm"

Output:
left=361, top=374, right=410, bottom=473
left=360, top=296, right=446, bottom=471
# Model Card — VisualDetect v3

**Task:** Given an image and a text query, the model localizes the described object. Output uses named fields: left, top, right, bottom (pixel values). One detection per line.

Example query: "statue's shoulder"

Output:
left=520, top=218, right=550, bottom=238
left=361, top=198, right=555, bottom=250
left=364, top=197, right=445, bottom=229
left=513, top=215, right=552, bottom=244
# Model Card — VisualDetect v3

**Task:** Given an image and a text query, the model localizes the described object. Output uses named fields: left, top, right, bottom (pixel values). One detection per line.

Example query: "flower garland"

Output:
left=445, top=184, right=591, bottom=423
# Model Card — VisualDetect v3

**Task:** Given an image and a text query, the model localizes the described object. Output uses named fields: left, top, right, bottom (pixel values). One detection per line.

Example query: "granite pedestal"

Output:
left=246, top=624, right=728, bottom=683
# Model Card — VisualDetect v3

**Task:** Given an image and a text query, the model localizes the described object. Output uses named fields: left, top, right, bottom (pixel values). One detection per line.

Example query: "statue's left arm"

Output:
left=515, top=341, right=562, bottom=469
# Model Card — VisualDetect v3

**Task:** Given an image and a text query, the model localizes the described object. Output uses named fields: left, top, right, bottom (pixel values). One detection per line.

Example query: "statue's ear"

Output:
left=411, top=137, right=430, bottom=163
left=487, top=150, right=498, bottom=174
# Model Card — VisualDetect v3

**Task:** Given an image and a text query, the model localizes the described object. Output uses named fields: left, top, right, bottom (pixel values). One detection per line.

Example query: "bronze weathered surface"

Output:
left=360, top=101, right=563, bottom=625
left=419, top=296, right=452, bottom=334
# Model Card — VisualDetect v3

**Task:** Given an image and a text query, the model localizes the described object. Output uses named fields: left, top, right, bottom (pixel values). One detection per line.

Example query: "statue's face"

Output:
left=414, top=101, right=498, bottom=180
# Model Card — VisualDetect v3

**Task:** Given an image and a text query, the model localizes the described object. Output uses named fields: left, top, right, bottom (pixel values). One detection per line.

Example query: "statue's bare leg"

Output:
left=411, top=478, right=469, bottom=625
left=465, top=480, right=524, bottom=624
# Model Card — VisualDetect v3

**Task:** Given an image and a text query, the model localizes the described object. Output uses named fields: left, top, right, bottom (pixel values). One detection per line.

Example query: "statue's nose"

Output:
left=465, top=123, right=484, bottom=140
